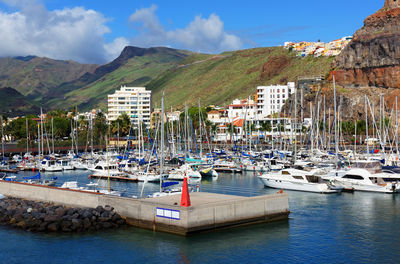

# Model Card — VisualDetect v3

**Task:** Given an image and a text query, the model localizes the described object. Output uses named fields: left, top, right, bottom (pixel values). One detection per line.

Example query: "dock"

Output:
left=0, top=180, right=289, bottom=236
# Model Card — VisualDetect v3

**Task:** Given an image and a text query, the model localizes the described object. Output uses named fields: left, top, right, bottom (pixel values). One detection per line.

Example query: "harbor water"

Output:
left=1, top=170, right=400, bottom=263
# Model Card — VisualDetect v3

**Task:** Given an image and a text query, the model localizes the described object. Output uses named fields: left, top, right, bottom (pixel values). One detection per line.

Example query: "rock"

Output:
left=102, top=222, right=112, bottom=229
left=71, top=219, right=82, bottom=231
left=101, top=211, right=110, bottom=219
left=334, top=2, right=400, bottom=89
left=44, top=215, right=59, bottom=222
left=55, top=207, right=66, bottom=218
left=71, top=213, right=80, bottom=220
left=38, top=222, right=48, bottom=232
left=16, top=221, right=26, bottom=229
left=81, top=209, right=92, bottom=219
left=104, top=205, right=114, bottom=212
left=47, top=222, right=59, bottom=232
left=61, top=221, right=72, bottom=232
left=96, top=206, right=104, bottom=214
left=82, top=218, right=91, bottom=230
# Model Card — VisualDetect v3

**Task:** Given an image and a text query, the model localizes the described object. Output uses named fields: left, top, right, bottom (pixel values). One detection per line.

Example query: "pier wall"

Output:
left=0, top=180, right=289, bottom=235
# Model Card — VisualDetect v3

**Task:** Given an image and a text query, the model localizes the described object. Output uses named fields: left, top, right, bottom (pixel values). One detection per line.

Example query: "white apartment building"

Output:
left=256, top=82, right=295, bottom=118
left=107, top=86, right=152, bottom=127
left=226, top=99, right=257, bottom=121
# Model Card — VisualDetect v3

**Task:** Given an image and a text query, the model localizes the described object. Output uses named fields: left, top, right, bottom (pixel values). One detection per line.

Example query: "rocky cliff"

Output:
left=333, top=1, right=400, bottom=88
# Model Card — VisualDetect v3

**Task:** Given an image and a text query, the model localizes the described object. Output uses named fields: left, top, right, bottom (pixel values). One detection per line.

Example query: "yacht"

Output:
left=40, top=159, right=63, bottom=172
left=89, top=161, right=126, bottom=177
left=168, top=164, right=202, bottom=180
left=324, top=168, right=400, bottom=193
left=258, top=168, right=340, bottom=193
left=58, top=159, right=74, bottom=170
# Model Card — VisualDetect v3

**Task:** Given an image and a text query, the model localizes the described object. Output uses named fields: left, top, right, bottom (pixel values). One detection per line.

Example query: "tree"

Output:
left=111, top=113, right=131, bottom=137
left=259, top=121, right=272, bottom=142
left=93, top=112, right=108, bottom=144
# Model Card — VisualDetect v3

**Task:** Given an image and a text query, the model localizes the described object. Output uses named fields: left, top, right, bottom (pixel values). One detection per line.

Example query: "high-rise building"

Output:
left=256, top=82, right=295, bottom=118
left=107, top=86, right=152, bottom=127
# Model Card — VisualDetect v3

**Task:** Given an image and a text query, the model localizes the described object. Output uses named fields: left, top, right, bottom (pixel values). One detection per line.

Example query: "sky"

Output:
left=0, top=0, right=383, bottom=64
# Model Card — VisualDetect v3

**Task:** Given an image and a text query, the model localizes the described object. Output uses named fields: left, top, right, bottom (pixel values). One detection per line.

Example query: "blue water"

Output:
left=1, top=170, right=400, bottom=263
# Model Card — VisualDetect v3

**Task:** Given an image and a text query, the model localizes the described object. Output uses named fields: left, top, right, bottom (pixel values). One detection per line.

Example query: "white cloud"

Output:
left=0, top=0, right=128, bottom=64
left=129, top=5, right=242, bottom=53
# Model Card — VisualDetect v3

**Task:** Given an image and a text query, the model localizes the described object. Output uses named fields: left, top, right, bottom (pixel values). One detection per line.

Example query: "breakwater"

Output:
left=0, top=197, right=126, bottom=232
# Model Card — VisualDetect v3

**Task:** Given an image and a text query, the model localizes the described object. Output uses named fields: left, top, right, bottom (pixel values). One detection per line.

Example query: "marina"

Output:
left=1, top=169, right=400, bottom=263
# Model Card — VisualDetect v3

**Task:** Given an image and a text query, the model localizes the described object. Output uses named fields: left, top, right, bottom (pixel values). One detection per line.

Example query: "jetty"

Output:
left=0, top=180, right=290, bottom=235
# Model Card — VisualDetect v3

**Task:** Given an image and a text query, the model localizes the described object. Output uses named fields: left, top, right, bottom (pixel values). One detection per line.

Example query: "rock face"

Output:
left=334, top=1, right=400, bottom=88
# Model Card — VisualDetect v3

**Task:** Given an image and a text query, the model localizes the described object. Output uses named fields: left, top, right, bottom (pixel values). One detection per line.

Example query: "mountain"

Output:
left=147, top=47, right=334, bottom=109
left=0, top=56, right=97, bottom=102
left=0, top=46, right=334, bottom=114
left=0, top=87, right=40, bottom=117
left=47, top=46, right=191, bottom=110
left=334, top=0, right=400, bottom=88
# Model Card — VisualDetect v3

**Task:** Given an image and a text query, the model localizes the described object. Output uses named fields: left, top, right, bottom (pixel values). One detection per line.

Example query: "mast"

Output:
left=160, top=91, right=165, bottom=192
left=26, top=117, right=29, bottom=153
left=37, top=123, right=41, bottom=170
left=40, top=108, right=44, bottom=158
left=198, top=99, right=202, bottom=157
left=1, top=116, right=4, bottom=161
left=333, top=75, right=339, bottom=163
left=396, top=96, right=399, bottom=162
left=294, top=83, right=297, bottom=163
left=51, top=117, right=54, bottom=154
left=365, top=95, right=369, bottom=158
left=90, top=114, right=94, bottom=156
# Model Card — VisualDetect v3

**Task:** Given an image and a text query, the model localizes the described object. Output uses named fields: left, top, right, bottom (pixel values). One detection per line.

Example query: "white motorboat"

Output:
left=58, top=159, right=74, bottom=170
left=168, top=164, right=202, bottom=180
left=258, top=168, right=340, bottom=193
left=136, top=171, right=169, bottom=182
left=40, top=159, right=63, bottom=172
left=71, top=159, right=88, bottom=170
left=89, top=161, right=126, bottom=177
left=324, top=168, right=400, bottom=193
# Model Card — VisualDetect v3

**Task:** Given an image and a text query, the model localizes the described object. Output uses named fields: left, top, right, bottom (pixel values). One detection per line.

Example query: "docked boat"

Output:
left=168, top=164, right=202, bottom=180
left=324, top=168, right=400, bottom=193
left=89, top=161, right=126, bottom=177
left=58, top=159, right=74, bottom=170
left=258, top=168, right=340, bottom=193
left=40, top=159, right=63, bottom=172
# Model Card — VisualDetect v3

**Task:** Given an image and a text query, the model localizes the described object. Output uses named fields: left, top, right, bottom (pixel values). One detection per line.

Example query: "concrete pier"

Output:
left=0, top=180, right=290, bottom=235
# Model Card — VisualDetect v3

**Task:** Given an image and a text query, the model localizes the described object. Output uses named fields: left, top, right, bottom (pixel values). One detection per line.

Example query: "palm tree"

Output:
left=111, top=113, right=131, bottom=137
left=260, top=121, right=272, bottom=143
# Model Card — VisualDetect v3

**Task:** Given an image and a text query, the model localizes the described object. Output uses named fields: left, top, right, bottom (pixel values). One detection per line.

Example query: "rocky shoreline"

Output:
left=0, top=196, right=126, bottom=232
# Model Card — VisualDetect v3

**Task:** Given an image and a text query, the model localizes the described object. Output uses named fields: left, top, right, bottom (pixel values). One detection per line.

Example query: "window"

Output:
left=343, top=174, right=364, bottom=180
left=293, top=176, right=304, bottom=180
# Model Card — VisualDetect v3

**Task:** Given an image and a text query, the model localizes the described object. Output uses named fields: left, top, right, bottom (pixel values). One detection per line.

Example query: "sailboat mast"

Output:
left=198, top=99, right=202, bottom=157
left=160, top=92, right=165, bottom=192
left=365, top=95, right=369, bottom=158
left=51, top=117, right=54, bottom=154
left=333, top=75, right=338, bottom=163
left=26, top=117, right=29, bottom=153
left=396, top=96, right=399, bottom=162
left=1, top=116, right=4, bottom=161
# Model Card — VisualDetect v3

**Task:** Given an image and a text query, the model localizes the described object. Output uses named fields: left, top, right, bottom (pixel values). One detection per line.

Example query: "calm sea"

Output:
left=1, top=170, right=400, bottom=263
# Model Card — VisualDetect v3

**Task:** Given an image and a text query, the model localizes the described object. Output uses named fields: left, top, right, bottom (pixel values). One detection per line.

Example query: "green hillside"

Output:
left=147, top=47, right=334, bottom=109
left=0, top=56, right=97, bottom=102
left=0, top=87, right=39, bottom=117
left=48, top=47, right=191, bottom=110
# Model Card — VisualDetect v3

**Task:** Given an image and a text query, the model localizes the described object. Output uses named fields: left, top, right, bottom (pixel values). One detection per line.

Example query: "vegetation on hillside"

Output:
left=147, top=47, right=334, bottom=109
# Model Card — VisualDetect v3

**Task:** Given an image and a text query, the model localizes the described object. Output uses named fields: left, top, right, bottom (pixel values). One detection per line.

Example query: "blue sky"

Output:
left=0, top=0, right=383, bottom=63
